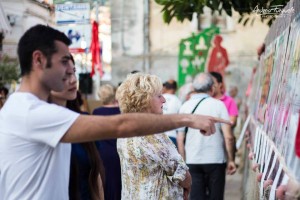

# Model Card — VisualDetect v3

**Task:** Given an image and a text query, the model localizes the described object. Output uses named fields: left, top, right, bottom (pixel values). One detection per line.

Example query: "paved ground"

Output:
left=224, top=150, right=244, bottom=200
left=224, top=171, right=243, bottom=200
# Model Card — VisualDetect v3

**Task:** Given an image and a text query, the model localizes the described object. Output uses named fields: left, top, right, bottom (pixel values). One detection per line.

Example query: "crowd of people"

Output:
left=0, top=24, right=241, bottom=200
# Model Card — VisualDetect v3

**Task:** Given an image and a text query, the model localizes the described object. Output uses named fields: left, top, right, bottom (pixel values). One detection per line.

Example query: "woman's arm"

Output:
left=177, top=131, right=186, bottom=160
left=141, top=134, right=189, bottom=184
left=221, top=123, right=237, bottom=175
left=179, top=170, right=191, bottom=188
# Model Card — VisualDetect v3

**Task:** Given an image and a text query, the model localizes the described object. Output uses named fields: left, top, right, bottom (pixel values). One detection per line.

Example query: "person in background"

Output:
left=116, top=73, right=191, bottom=200
left=0, top=86, right=8, bottom=109
left=162, top=79, right=182, bottom=147
left=50, top=55, right=105, bottom=200
left=228, top=85, right=238, bottom=99
left=76, top=90, right=89, bottom=114
left=228, top=85, right=242, bottom=110
left=93, top=84, right=122, bottom=200
left=210, top=71, right=239, bottom=128
left=177, top=73, right=236, bottom=200
left=185, top=90, right=196, bottom=102
left=0, top=24, right=230, bottom=199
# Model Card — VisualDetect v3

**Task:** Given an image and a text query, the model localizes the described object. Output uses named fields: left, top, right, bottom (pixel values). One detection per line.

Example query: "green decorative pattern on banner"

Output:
left=178, top=27, right=219, bottom=88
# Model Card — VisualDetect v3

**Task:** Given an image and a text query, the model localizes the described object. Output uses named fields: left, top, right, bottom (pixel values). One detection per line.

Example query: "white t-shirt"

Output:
left=178, top=93, right=230, bottom=164
left=0, top=92, right=79, bottom=200
left=163, top=93, right=182, bottom=138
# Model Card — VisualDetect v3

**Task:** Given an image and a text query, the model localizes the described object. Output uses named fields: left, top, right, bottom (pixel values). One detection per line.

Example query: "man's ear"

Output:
left=32, top=50, right=45, bottom=68
left=220, top=82, right=227, bottom=94
left=210, top=87, right=215, bottom=96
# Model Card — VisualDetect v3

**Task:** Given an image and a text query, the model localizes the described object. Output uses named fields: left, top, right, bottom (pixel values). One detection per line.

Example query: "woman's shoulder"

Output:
left=93, top=106, right=120, bottom=115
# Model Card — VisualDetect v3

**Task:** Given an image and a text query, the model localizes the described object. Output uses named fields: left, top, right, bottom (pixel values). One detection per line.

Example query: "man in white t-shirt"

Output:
left=177, top=73, right=236, bottom=200
left=0, top=25, right=231, bottom=200
left=163, top=79, right=182, bottom=147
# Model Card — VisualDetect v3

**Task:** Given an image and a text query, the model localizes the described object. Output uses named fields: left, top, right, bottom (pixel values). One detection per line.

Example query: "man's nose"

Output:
left=69, top=74, right=77, bottom=83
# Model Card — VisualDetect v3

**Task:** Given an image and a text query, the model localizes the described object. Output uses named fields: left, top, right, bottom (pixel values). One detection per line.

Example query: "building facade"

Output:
left=1, top=0, right=54, bottom=58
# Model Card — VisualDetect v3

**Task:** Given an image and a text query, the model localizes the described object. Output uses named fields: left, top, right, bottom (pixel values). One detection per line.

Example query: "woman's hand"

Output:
left=179, top=171, right=192, bottom=200
left=183, top=187, right=191, bottom=200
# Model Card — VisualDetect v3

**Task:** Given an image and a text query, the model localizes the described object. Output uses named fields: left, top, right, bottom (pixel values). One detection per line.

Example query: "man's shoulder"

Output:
left=164, top=93, right=182, bottom=107
left=211, top=98, right=226, bottom=108
left=5, top=92, right=72, bottom=115
left=222, top=95, right=238, bottom=108
left=2, top=92, right=40, bottom=111
left=163, top=93, right=181, bottom=101
left=8, top=92, right=42, bottom=103
left=205, top=96, right=224, bottom=105
left=204, top=97, right=229, bottom=113
left=181, top=98, right=196, bottom=107
left=222, top=94, right=235, bottom=102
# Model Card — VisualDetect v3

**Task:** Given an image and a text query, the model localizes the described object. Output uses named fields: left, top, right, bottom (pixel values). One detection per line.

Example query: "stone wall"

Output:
left=110, top=0, right=269, bottom=103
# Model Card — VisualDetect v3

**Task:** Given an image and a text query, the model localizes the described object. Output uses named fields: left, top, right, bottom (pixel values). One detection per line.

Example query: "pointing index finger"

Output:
left=212, top=117, right=232, bottom=125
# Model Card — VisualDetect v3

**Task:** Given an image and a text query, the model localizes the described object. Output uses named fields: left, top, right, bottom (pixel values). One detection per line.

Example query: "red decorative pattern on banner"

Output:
left=90, top=21, right=102, bottom=77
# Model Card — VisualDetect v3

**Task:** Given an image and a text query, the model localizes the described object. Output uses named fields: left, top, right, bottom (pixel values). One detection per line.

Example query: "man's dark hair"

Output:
left=209, top=71, right=223, bottom=83
left=17, top=24, right=71, bottom=76
left=163, top=80, right=177, bottom=91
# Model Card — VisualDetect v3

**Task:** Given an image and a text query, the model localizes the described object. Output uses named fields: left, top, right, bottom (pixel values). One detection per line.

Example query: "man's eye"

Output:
left=62, top=60, right=69, bottom=65
left=67, top=72, right=75, bottom=77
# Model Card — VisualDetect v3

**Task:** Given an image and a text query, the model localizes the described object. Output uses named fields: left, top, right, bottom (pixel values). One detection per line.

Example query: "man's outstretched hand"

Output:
left=190, top=115, right=232, bottom=136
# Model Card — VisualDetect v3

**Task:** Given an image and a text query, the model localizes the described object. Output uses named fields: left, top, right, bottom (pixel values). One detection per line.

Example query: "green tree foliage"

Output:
left=0, top=55, right=19, bottom=87
left=155, top=0, right=290, bottom=26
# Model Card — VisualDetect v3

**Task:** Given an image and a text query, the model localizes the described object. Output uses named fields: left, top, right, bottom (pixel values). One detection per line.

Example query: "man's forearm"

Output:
left=62, top=113, right=232, bottom=143
left=230, top=116, right=237, bottom=128
left=225, top=137, right=236, bottom=162
left=62, top=113, right=191, bottom=143
left=222, top=124, right=236, bottom=162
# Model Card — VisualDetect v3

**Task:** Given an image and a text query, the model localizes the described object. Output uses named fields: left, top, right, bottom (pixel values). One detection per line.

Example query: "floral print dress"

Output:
left=117, top=133, right=188, bottom=200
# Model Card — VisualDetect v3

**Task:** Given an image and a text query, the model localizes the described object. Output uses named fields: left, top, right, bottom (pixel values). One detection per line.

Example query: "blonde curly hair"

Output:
left=97, top=84, right=116, bottom=105
left=116, top=73, right=163, bottom=113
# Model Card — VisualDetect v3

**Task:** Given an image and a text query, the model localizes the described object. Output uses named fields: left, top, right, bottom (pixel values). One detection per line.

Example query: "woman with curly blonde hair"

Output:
left=116, top=73, right=191, bottom=200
